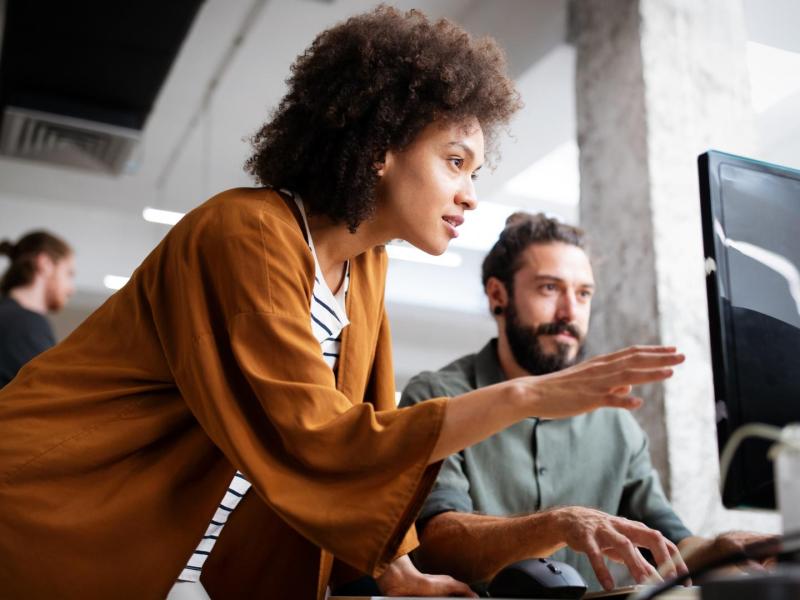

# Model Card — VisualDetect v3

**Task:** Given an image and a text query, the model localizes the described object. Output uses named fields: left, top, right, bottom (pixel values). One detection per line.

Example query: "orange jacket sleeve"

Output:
left=156, top=189, right=446, bottom=576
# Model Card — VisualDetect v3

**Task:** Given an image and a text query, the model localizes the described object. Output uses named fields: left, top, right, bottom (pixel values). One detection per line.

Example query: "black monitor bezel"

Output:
left=698, top=149, right=800, bottom=509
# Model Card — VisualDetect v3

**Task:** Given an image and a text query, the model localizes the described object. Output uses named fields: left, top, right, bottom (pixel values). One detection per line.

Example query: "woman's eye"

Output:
left=449, top=157, right=464, bottom=169
left=470, top=171, right=480, bottom=181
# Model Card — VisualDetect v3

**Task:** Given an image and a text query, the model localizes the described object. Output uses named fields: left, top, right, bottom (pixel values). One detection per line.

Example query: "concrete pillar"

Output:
left=572, top=0, right=779, bottom=534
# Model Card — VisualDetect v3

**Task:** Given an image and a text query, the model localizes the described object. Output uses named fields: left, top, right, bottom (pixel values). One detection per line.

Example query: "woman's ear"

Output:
left=376, top=149, right=396, bottom=178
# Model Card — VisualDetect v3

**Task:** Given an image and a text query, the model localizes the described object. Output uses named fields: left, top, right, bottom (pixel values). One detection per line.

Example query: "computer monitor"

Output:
left=698, top=150, right=800, bottom=510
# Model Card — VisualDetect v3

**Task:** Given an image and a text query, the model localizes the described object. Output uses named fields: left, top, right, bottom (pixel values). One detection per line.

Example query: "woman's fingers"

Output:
left=587, top=345, right=678, bottom=364
left=604, top=395, right=644, bottom=410
left=609, top=384, right=633, bottom=396
left=611, top=351, right=686, bottom=370
left=528, top=346, right=685, bottom=418
left=590, top=351, right=684, bottom=390
left=606, top=367, right=676, bottom=388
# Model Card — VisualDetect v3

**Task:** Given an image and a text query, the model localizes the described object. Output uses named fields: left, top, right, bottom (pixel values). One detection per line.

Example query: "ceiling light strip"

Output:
left=142, top=207, right=185, bottom=225
left=103, top=275, right=130, bottom=290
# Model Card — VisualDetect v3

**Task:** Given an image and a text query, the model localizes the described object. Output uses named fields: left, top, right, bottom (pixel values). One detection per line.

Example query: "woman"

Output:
left=0, top=7, right=684, bottom=600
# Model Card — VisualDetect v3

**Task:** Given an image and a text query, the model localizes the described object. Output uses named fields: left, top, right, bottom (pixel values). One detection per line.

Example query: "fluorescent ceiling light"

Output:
left=502, top=140, right=580, bottom=206
left=104, top=275, right=130, bottom=290
left=747, top=41, right=800, bottom=113
left=386, top=244, right=462, bottom=268
left=143, top=207, right=185, bottom=225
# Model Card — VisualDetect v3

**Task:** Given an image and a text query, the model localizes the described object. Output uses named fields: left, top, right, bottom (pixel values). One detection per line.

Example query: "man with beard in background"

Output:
left=400, top=212, right=768, bottom=593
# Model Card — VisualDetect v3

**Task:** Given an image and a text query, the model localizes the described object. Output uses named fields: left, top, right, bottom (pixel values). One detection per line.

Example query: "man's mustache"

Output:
left=535, top=321, right=582, bottom=340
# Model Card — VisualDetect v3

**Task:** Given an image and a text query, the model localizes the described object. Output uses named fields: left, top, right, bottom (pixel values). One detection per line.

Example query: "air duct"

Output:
left=0, top=106, right=140, bottom=175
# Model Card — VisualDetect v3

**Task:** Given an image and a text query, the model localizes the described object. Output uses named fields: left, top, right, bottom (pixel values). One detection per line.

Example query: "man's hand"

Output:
left=679, top=531, right=779, bottom=574
left=375, top=555, right=477, bottom=597
left=551, top=507, right=689, bottom=590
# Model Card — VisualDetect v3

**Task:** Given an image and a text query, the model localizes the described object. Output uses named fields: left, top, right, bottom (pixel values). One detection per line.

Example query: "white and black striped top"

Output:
left=178, top=193, right=350, bottom=582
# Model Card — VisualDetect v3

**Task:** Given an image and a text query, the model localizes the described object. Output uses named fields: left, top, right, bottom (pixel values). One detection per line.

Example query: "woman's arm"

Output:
left=430, top=345, right=684, bottom=464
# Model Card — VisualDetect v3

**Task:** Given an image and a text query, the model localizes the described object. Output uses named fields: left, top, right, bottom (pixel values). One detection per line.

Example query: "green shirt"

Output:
left=400, top=339, right=691, bottom=591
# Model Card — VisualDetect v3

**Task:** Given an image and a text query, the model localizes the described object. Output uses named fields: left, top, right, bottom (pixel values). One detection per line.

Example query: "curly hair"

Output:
left=482, top=212, right=588, bottom=295
left=244, top=6, right=521, bottom=232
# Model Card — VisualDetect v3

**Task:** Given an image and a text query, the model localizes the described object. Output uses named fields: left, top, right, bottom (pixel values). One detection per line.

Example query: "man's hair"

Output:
left=0, top=230, right=72, bottom=295
left=244, top=6, right=521, bottom=232
left=481, top=212, right=587, bottom=294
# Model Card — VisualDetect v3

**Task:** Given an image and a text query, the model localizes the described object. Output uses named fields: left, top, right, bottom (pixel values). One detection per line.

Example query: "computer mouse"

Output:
left=487, top=557, right=588, bottom=599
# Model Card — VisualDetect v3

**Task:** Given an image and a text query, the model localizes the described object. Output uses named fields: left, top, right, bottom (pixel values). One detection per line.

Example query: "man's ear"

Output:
left=485, top=276, right=509, bottom=315
left=35, top=253, right=55, bottom=277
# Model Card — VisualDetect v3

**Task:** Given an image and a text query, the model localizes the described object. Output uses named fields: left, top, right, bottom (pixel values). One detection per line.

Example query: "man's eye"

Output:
left=541, top=284, right=557, bottom=292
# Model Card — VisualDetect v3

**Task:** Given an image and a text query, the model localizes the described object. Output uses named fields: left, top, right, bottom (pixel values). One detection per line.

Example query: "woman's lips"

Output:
left=442, top=215, right=463, bottom=238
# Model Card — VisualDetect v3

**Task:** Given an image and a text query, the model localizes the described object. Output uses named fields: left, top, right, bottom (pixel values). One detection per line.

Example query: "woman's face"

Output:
left=375, top=118, right=484, bottom=255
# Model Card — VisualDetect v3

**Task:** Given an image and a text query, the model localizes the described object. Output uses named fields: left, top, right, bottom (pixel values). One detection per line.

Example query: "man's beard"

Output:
left=504, top=300, right=585, bottom=376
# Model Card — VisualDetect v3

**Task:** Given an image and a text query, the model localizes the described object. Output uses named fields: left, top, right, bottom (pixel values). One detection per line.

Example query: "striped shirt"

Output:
left=178, top=192, right=349, bottom=582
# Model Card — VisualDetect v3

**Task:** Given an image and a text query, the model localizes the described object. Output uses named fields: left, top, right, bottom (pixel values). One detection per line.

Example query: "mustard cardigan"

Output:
left=0, top=188, right=447, bottom=599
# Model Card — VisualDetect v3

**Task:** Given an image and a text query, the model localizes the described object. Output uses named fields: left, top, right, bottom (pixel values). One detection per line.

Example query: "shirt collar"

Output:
left=474, top=338, right=508, bottom=389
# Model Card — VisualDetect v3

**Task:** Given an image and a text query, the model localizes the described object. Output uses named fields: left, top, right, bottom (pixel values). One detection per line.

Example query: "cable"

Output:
left=718, top=423, right=800, bottom=500
left=718, top=423, right=781, bottom=496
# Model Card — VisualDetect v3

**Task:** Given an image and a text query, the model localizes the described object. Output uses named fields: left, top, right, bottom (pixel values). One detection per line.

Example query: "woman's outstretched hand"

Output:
left=521, top=345, right=685, bottom=419
left=428, top=345, right=685, bottom=465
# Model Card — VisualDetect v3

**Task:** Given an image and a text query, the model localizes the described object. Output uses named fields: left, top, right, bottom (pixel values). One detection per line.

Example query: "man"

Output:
left=401, top=212, right=768, bottom=592
left=0, top=230, right=75, bottom=387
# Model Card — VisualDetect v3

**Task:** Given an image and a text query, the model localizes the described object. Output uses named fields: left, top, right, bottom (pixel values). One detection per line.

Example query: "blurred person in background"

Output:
left=0, top=230, right=75, bottom=387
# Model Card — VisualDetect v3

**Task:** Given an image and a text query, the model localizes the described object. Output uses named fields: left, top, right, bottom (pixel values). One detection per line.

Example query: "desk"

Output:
left=331, top=592, right=699, bottom=600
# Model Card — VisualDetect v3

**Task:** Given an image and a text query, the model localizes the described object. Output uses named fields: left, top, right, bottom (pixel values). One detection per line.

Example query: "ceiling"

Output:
left=0, top=0, right=203, bottom=129
left=0, top=0, right=798, bottom=385
left=0, top=0, right=205, bottom=174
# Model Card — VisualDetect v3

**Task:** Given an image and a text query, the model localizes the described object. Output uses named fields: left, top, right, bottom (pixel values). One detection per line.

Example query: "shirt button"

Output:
left=538, top=467, right=547, bottom=475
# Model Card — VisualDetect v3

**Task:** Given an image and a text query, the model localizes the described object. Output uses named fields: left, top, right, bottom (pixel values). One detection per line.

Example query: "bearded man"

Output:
left=400, top=212, right=769, bottom=593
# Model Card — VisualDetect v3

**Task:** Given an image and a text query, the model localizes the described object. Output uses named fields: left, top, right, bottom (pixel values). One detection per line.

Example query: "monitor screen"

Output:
left=698, top=150, right=800, bottom=509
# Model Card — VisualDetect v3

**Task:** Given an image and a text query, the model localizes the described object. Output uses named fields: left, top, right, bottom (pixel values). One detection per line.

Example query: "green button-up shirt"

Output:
left=400, top=339, right=691, bottom=591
